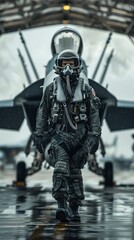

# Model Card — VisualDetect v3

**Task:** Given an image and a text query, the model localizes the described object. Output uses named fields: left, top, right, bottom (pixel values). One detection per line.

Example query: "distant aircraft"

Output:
left=0, top=138, right=27, bottom=168
left=0, top=27, right=134, bottom=186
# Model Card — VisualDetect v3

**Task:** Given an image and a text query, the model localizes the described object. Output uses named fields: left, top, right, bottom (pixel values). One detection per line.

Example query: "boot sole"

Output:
left=70, top=216, right=81, bottom=222
left=56, top=208, right=69, bottom=222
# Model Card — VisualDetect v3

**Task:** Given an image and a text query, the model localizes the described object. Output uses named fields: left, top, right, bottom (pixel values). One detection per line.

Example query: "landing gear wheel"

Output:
left=16, top=161, right=27, bottom=186
left=104, top=161, right=114, bottom=187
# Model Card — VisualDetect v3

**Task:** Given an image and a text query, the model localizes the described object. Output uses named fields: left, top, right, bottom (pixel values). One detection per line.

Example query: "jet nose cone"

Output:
left=51, top=27, right=83, bottom=56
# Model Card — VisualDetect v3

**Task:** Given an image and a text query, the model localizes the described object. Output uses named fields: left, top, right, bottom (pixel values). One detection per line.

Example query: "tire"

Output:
left=16, top=161, right=26, bottom=183
left=104, top=161, right=114, bottom=187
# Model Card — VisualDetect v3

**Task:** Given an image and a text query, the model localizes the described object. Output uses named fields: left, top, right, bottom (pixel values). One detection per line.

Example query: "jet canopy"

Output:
left=51, top=27, right=83, bottom=56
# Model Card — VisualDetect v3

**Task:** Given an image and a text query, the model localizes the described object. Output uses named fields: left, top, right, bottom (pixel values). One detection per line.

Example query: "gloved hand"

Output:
left=90, top=135, right=100, bottom=154
left=32, top=133, right=44, bottom=153
left=33, top=132, right=51, bottom=153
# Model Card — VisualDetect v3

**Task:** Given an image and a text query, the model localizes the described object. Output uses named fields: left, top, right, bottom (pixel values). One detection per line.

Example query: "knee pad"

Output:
left=53, top=175, right=63, bottom=192
left=54, top=161, right=69, bottom=175
left=73, top=179, right=84, bottom=198
left=52, top=174, right=68, bottom=199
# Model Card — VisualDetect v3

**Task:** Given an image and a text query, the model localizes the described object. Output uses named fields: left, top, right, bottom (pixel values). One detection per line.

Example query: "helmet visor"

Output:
left=57, top=57, right=79, bottom=69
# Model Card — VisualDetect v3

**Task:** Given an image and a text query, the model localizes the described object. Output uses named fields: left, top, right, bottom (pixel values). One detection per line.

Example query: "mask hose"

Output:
left=66, top=74, right=73, bottom=97
left=62, top=65, right=73, bottom=98
left=63, top=102, right=77, bottom=130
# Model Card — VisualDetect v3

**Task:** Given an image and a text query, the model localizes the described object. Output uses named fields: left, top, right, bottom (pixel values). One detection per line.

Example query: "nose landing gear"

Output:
left=104, top=161, right=114, bottom=187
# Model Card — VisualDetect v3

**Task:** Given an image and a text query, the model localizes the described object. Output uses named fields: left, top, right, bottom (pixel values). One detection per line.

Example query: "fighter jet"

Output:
left=0, top=27, right=134, bottom=186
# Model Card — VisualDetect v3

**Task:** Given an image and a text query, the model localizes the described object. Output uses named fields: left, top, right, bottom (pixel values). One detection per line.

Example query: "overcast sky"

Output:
left=0, top=24, right=134, bottom=158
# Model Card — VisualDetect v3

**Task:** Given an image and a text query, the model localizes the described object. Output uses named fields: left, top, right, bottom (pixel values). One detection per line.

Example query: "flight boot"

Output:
left=56, top=198, right=70, bottom=222
left=69, top=200, right=81, bottom=222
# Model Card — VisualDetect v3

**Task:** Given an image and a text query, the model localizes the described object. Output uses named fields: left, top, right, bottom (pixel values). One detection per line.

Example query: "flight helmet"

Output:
left=55, top=49, right=82, bottom=76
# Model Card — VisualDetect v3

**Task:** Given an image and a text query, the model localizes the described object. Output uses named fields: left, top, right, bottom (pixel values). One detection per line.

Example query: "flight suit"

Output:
left=35, top=75, right=101, bottom=216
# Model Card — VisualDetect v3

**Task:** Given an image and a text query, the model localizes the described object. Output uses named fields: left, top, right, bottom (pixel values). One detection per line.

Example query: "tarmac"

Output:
left=0, top=165, right=134, bottom=240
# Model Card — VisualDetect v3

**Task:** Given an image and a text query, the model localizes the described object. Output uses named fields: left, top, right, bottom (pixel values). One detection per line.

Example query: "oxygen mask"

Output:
left=62, top=64, right=74, bottom=77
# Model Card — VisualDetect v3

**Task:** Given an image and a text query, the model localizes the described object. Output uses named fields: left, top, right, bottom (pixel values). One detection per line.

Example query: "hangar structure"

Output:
left=0, top=0, right=134, bottom=37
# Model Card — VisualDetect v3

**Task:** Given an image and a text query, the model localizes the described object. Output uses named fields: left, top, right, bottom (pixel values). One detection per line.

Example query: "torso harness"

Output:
left=50, top=76, right=90, bottom=131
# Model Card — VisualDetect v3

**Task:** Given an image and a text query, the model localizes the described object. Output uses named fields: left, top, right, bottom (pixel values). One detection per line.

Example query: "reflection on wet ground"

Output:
left=0, top=169, right=134, bottom=239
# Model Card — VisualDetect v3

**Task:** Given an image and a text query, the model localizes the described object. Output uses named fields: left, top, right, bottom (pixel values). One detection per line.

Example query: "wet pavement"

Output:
left=0, top=167, right=134, bottom=240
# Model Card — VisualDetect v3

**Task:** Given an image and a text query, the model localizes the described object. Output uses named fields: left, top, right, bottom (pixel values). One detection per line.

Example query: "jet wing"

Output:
left=14, top=78, right=44, bottom=102
left=89, top=80, right=134, bottom=132
left=0, top=100, right=24, bottom=130
left=0, top=78, right=134, bottom=132
left=0, top=79, right=44, bottom=131
left=89, top=79, right=116, bottom=104
left=106, top=100, right=134, bottom=131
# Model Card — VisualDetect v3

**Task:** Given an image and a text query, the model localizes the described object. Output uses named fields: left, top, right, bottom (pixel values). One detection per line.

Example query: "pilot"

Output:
left=34, top=49, right=101, bottom=222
